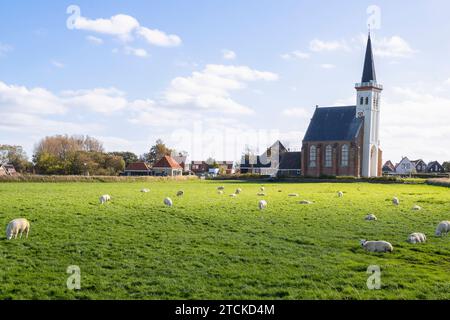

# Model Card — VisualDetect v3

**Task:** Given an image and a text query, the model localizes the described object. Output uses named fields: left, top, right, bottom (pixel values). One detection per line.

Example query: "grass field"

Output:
left=0, top=180, right=449, bottom=300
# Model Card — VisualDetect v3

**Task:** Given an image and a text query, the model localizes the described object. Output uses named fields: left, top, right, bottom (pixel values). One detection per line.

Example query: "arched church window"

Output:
left=309, top=145, right=316, bottom=168
left=325, top=145, right=332, bottom=167
left=360, top=97, right=364, bottom=105
left=365, top=97, right=369, bottom=105
left=341, top=144, right=349, bottom=167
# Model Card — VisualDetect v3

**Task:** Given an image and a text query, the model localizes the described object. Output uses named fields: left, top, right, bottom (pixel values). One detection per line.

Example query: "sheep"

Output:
left=257, top=193, right=266, bottom=196
left=6, top=218, right=30, bottom=240
left=392, top=197, right=400, bottom=206
left=217, top=190, right=224, bottom=195
left=235, top=188, right=242, bottom=195
left=412, top=205, right=422, bottom=211
left=260, top=186, right=265, bottom=192
left=164, top=197, right=173, bottom=207
left=288, top=193, right=299, bottom=197
left=337, top=191, right=344, bottom=198
left=435, top=221, right=450, bottom=236
left=299, top=200, right=313, bottom=205
left=407, top=232, right=427, bottom=244
left=365, top=214, right=378, bottom=221
left=141, top=189, right=150, bottom=193
left=360, top=240, right=393, bottom=253
left=177, top=191, right=184, bottom=197
left=229, top=194, right=237, bottom=198
left=259, top=200, right=267, bottom=210
left=99, top=194, right=111, bottom=204
left=217, top=186, right=225, bottom=191
left=278, top=190, right=283, bottom=193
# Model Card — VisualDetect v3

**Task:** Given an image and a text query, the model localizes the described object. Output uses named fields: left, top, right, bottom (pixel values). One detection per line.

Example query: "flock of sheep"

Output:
left=5, top=186, right=450, bottom=256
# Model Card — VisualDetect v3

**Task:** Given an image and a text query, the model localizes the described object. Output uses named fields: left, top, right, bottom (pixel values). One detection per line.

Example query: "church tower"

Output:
left=355, top=33, right=383, bottom=177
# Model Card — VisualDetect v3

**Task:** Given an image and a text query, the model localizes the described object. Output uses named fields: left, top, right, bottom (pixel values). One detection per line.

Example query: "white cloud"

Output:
left=373, top=36, right=416, bottom=58
left=0, top=43, right=13, bottom=57
left=320, top=63, right=336, bottom=69
left=309, top=39, right=350, bottom=52
left=61, top=88, right=129, bottom=114
left=282, top=108, right=311, bottom=118
left=86, top=35, right=104, bottom=45
left=222, top=49, right=237, bottom=60
left=137, top=27, right=181, bottom=47
left=51, top=60, right=65, bottom=68
left=281, top=50, right=310, bottom=60
left=124, top=46, right=149, bottom=58
left=164, top=64, right=278, bottom=115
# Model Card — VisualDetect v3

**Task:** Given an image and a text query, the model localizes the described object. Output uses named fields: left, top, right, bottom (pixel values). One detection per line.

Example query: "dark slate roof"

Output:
left=362, top=34, right=376, bottom=83
left=279, top=152, right=301, bottom=170
left=303, top=106, right=363, bottom=142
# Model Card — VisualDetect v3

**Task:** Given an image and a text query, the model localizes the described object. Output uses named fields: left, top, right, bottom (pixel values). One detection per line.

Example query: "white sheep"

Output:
left=299, top=200, right=313, bottom=205
left=365, top=214, right=378, bottom=221
left=260, top=186, right=265, bottom=192
left=360, top=240, right=393, bottom=253
left=435, top=221, right=450, bottom=236
left=259, top=200, right=267, bottom=210
left=337, top=191, right=344, bottom=198
left=229, top=194, right=237, bottom=198
left=217, top=190, right=224, bottom=195
left=99, top=194, right=111, bottom=204
left=392, top=197, right=400, bottom=206
left=141, top=189, right=150, bottom=193
left=235, top=188, right=242, bottom=194
left=412, top=205, right=422, bottom=211
left=177, top=191, right=184, bottom=197
left=6, top=218, right=30, bottom=240
left=407, top=233, right=427, bottom=244
left=288, top=193, right=299, bottom=197
left=164, top=197, right=173, bottom=207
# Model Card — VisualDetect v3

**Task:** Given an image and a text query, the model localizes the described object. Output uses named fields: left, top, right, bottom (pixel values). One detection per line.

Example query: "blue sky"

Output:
left=1, top=1, right=450, bottom=164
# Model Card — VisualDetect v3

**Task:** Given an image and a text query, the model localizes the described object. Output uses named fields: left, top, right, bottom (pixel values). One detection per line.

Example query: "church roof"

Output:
left=303, top=106, right=363, bottom=142
left=362, top=34, right=377, bottom=83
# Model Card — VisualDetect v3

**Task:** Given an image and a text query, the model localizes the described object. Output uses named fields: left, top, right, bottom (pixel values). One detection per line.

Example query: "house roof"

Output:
left=303, top=106, right=363, bottom=142
left=362, top=34, right=377, bottom=83
left=153, top=155, right=183, bottom=169
left=382, top=160, right=395, bottom=171
left=172, top=155, right=187, bottom=165
left=279, top=152, right=301, bottom=170
left=125, top=162, right=151, bottom=171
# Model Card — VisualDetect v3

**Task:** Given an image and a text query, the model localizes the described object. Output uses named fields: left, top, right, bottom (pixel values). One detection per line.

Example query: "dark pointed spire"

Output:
left=361, top=33, right=376, bottom=83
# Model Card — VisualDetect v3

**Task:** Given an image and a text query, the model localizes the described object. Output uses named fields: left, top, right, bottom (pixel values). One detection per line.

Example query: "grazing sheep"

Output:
left=217, top=186, right=225, bottom=191
left=99, top=194, right=111, bottom=204
left=259, top=200, right=267, bottom=210
left=257, top=193, right=266, bottom=196
left=260, top=186, right=265, bottom=192
left=365, top=214, right=378, bottom=221
left=141, top=189, right=150, bottom=193
left=164, top=197, right=173, bottom=207
left=299, top=200, right=313, bottom=205
left=407, top=233, right=427, bottom=244
left=278, top=190, right=282, bottom=193
left=217, top=190, right=224, bottom=195
left=392, top=197, right=400, bottom=206
left=337, top=191, right=344, bottom=198
left=235, top=188, right=242, bottom=194
left=6, top=218, right=30, bottom=240
left=360, top=240, right=393, bottom=253
left=435, top=221, right=450, bottom=236
left=288, top=193, right=299, bottom=197
left=412, top=205, right=422, bottom=211
left=177, top=191, right=184, bottom=197
left=229, top=194, right=237, bottom=198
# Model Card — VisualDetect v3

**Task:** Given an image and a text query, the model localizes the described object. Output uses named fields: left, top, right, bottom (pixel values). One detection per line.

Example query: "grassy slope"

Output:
left=0, top=181, right=449, bottom=300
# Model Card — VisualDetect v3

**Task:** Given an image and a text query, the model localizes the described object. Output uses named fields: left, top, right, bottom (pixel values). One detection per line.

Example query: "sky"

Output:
left=0, top=0, right=450, bottom=164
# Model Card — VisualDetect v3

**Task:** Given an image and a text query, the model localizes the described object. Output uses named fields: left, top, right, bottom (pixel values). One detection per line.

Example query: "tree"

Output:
left=109, top=152, right=138, bottom=167
left=0, top=145, right=30, bottom=172
left=442, top=161, right=450, bottom=173
left=142, top=139, right=173, bottom=165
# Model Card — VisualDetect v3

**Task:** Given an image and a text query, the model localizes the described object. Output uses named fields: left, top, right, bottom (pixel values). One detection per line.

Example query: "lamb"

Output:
left=99, top=194, right=111, bottom=204
left=288, top=193, right=299, bottom=197
left=164, top=197, right=173, bottom=207
left=141, top=189, right=150, bottom=193
left=392, top=197, right=400, bottom=206
left=337, top=191, right=344, bottom=198
left=407, top=233, right=427, bottom=244
left=365, top=214, right=378, bottom=221
left=259, top=200, right=267, bottom=210
left=235, top=188, right=242, bottom=194
left=360, top=240, right=393, bottom=253
left=299, top=200, right=313, bottom=205
left=177, top=191, right=184, bottom=197
left=6, top=218, right=30, bottom=240
left=435, top=221, right=450, bottom=236
left=412, top=205, right=422, bottom=211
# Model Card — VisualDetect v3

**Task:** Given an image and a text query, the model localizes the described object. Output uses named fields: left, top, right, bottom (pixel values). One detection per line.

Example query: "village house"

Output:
left=394, top=157, right=416, bottom=175
left=123, top=162, right=152, bottom=176
left=382, top=160, right=395, bottom=174
left=426, top=161, right=445, bottom=173
left=411, top=159, right=428, bottom=173
left=0, top=164, right=18, bottom=176
left=191, top=161, right=209, bottom=175
left=152, top=155, right=183, bottom=176
left=172, top=154, right=189, bottom=173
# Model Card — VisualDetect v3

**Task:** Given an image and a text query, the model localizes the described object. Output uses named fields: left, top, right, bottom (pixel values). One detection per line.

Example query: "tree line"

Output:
left=0, top=135, right=179, bottom=176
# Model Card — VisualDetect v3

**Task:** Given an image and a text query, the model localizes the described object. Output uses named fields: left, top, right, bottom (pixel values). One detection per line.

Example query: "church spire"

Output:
left=361, top=33, right=376, bottom=83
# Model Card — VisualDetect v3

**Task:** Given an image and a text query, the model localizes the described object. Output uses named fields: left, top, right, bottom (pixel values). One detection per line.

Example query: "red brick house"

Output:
left=124, top=162, right=152, bottom=176
left=153, top=155, right=183, bottom=176
left=191, top=161, right=209, bottom=175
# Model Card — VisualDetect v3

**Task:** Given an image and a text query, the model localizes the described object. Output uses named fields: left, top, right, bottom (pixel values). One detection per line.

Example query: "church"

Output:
left=301, top=34, right=383, bottom=178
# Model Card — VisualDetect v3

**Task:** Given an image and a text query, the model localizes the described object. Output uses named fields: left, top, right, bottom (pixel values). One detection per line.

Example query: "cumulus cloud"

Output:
left=281, top=50, right=310, bottom=60
left=86, top=35, right=104, bottom=45
left=309, top=39, right=351, bottom=52
left=282, top=108, right=311, bottom=118
left=124, top=46, right=149, bottom=58
left=61, top=88, right=129, bottom=114
left=372, top=35, right=416, bottom=58
left=137, top=27, right=181, bottom=47
left=222, top=49, right=237, bottom=60
left=164, top=64, right=278, bottom=115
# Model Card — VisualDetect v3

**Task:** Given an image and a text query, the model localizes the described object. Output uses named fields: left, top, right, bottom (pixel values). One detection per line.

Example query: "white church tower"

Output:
left=355, top=33, right=383, bottom=177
